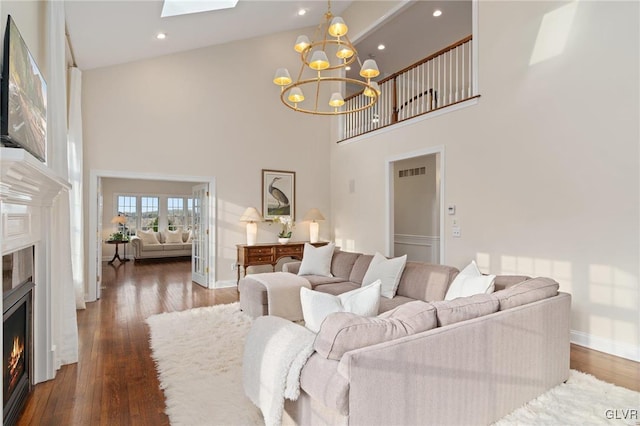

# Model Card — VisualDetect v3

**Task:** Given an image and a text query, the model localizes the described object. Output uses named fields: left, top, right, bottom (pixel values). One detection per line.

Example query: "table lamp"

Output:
left=240, top=207, right=263, bottom=246
left=111, top=215, right=127, bottom=238
left=303, top=208, right=325, bottom=243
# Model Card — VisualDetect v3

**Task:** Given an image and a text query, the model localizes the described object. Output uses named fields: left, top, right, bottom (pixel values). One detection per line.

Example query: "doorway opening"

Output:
left=387, top=147, right=444, bottom=264
left=88, top=170, right=216, bottom=302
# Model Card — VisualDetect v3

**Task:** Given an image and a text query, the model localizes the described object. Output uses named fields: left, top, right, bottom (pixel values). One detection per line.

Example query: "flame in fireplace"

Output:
left=8, top=336, right=24, bottom=393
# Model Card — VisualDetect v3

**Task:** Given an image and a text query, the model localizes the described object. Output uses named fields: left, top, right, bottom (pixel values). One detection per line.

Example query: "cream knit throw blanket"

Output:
left=243, top=316, right=315, bottom=426
left=248, top=272, right=311, bottom=321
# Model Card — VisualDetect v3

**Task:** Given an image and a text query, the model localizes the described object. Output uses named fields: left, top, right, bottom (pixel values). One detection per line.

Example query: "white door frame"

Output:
left=385, top=145, right=445, bottom=264
left=88, top=169, right=217, bottom=302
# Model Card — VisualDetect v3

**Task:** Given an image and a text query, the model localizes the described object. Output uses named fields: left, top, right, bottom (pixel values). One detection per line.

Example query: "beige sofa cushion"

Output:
left=348, top=255, right=374, bottom=284
left=396, top=262, right=459, bottom=302
left=137, top=229, right=160, bottom=244
left=494, top=275, right=531, bottom=291
left=331, top=251, right=362, bottom=280
left=431, top=293, right=499, bottom=326
left=493, top=277, right=559, bottom=310
left=314, top=300, right=436, bottom=360
left=164, top=228, right=183, bottom=243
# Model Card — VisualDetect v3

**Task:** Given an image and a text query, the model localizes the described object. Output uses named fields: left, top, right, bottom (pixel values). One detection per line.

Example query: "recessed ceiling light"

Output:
left=298, top=8, right=307, bottom=16
left=377, top=44, right=385, bottom=50
left=433, top=9, right=443, bottom=17
left=156, top=33, right=167, bottom=40
left=345, top=66, right=351, bottom=71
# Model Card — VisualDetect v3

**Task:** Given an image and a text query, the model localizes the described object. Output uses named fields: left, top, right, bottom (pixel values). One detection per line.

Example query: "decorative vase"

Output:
left=278, top=237, right=290, bottom=245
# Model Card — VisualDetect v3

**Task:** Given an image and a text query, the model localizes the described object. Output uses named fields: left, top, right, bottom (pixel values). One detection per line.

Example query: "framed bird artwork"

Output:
left=262, top=169, right=296, bottom=221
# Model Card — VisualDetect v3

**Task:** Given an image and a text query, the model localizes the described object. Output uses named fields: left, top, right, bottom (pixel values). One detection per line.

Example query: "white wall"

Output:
left=1, top=2, right=47, bottom=78
left=82, top=27, right=332, bottom=284
left=332, top=1, right=639, bottom=359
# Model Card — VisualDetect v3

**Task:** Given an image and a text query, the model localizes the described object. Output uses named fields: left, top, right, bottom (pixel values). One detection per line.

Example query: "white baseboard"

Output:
left=215, top=280, right=237, bottom=289
left=571, top=330, right=640, bottom=362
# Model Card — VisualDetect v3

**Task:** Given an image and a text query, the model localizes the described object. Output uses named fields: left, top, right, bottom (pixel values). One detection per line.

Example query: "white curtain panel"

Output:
left=68, top=67, right=86, bottom=310
left=47, top=0, right=79, bottom=368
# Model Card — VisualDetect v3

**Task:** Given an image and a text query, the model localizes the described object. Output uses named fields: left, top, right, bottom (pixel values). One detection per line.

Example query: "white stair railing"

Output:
left=341, top=35, right=474, bottom=141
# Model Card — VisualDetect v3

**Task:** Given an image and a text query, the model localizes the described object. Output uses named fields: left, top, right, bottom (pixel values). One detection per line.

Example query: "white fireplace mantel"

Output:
left=1, top=147, right=71, bottom=385
left=0, top=148, right=70, bottom=208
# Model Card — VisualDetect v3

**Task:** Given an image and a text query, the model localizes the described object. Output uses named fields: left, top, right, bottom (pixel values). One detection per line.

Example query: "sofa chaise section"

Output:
left=283, top=281, right=571, bottom=425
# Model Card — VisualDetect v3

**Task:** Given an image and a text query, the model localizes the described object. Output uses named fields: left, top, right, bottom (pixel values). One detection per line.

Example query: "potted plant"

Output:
left=274, top=216, right=293, bottom=244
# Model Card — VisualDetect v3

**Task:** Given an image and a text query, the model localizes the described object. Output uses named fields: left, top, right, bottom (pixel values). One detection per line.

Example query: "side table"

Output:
left=106, top=239, right=130, bottom=264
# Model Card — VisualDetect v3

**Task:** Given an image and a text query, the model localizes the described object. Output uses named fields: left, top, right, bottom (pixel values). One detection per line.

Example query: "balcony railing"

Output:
left=340, top=35, right=476, bottom=142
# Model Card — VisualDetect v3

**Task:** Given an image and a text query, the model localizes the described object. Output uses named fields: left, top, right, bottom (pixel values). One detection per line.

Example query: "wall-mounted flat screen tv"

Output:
left=0, top=15, right=47, bottom=163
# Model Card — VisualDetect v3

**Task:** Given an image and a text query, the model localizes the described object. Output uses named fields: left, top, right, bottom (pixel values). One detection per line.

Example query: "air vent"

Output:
left=398, top=167, right=426, bottom=178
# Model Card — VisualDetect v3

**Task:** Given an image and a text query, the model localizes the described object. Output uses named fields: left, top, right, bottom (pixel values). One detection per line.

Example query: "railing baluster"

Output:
left=340, top=35, right=473, bottom=141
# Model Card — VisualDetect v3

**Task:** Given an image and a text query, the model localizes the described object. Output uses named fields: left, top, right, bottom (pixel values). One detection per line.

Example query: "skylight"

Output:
left=161, top=0, right=239, bottom=18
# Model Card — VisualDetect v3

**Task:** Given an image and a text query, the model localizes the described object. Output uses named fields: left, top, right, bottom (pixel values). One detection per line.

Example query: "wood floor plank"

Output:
left=15, top=259, right=638, bottom=424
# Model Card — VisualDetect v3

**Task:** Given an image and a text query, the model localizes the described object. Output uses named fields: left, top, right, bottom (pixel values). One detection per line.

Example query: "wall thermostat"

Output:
left=448, top=205, right=456, bottom=215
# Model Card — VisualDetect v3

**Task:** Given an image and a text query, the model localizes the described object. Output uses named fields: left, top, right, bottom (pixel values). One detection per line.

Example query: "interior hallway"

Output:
left=17, top=260, right=640, bottom=425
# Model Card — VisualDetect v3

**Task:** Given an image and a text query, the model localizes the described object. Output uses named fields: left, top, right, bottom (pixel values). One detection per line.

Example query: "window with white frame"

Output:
left=141, top=197, right=159, bottom=231
left=167, top=197, right=194, bottom=230
left=116, top=194, right=193, bottom=234
left=116, top=195, right=137, bottom=236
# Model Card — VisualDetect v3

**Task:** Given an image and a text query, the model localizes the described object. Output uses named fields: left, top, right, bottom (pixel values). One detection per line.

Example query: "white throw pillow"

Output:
left=361, top=252, right=408, bottom=299
left=444, top=260, right=496, bottom=300
left=183, top=230, right=193, bottom=243
left=164, top=228, right=183, bottom=244
left=297, top=243, right=335, bottom=277
left=300, top=281, right=381, bottom=333
left=137, top=229, right=160, bottom=245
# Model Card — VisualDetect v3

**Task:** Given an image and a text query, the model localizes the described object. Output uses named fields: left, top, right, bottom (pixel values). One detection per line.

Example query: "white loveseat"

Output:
left=130, top=229, right=192, bottom=261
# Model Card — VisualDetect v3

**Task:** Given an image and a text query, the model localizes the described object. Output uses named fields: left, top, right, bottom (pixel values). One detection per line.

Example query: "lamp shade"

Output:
left=240, top=207, right=263, bottom=223
left=273, top=68, right=292, bottom=86
left=294, top=35, right=311, bottom=53
left=111, top=215, right=127, bottom=224
left=328, top=17, right=348, bottom=37
left=329, top=93, right=345, bottom=108
left=360, top=59, right=380, bottom=78
left=309, top=50, right=330, bottom=71
left=288, top=87, right=305, bottom=103
left=363, top=81, right=381, bottom=98
left=303, top=208, right=325, bottom=222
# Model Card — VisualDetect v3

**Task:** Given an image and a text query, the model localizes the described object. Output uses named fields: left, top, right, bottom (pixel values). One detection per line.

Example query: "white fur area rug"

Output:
left=146, top=303, right=262, bottom=425
left=147, top=303, right=640, bottom=426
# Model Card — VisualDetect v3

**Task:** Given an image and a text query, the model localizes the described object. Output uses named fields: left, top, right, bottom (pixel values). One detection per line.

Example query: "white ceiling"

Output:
left=65, top=0, right=353, bottom=70
left=65, top=0, right=471, bottom=74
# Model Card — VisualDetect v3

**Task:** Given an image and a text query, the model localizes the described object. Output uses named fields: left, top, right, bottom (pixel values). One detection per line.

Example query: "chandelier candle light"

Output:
left=240, top=207, right=264, bottom=246
left=273, top=0, right=381, bottom=115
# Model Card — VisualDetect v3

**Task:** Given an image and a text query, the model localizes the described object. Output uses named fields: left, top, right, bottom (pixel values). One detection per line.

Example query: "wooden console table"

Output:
left=236, top=241, right=328, bottom=284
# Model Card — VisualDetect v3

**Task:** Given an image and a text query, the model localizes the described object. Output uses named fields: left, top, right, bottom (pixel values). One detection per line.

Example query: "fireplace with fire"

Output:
left=2, top=247, right=34, bottom=425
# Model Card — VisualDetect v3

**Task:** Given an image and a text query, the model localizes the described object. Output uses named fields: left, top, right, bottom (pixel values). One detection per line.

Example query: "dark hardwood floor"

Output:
left=17, top=260, right=639, bottom=424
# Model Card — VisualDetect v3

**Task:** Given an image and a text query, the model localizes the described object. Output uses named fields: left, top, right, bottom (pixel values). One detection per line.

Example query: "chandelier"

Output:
left=272, top=0, right=381, bottom=115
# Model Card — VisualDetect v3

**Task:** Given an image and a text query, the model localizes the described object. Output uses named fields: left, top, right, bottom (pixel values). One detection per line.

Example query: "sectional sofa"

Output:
left=240, top=250, right=571, bottom=425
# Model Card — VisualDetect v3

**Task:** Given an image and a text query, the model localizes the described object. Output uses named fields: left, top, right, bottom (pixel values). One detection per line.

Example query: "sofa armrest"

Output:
left=130, top=236, right=143, bottom=257
left=283, top=261, right=302, bottom=274
left=337, top=293, right=571, bottom=425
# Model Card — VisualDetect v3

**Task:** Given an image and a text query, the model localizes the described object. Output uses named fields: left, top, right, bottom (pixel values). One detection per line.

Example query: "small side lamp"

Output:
left=111, top=215, right=127, bottom=238
left=239, top=207, right=264, bottom=246
left=303, top=208, right=325, bottom=243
